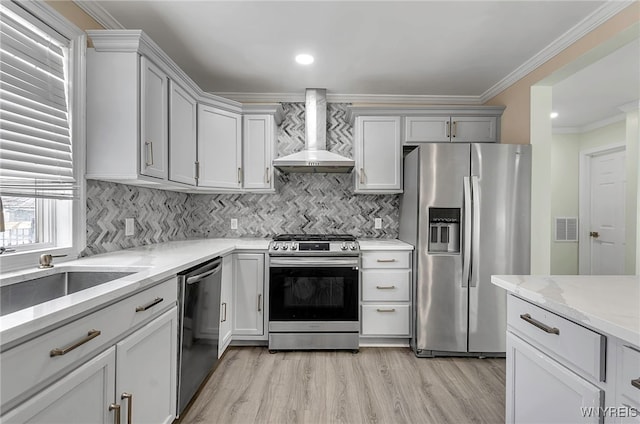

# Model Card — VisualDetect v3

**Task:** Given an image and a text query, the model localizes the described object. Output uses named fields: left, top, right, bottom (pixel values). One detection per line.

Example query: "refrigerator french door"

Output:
left=400, top=143, right=531, bottom=356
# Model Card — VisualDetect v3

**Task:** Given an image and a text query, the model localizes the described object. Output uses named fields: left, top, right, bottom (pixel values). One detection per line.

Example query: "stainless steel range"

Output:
left=268, top=234, right=360, bottom=351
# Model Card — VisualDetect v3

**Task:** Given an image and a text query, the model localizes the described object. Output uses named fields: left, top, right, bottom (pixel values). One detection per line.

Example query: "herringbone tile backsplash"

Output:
left=84, top=103, right=399, bottom=255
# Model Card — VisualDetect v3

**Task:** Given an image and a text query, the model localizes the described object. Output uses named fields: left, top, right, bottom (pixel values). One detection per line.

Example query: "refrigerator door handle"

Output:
left=462, top=176, right=472, bottom=288
left=470, top=175, right=481, bottom=287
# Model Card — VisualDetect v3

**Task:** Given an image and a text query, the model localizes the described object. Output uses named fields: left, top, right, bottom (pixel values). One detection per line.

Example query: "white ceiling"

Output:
left=552, top=38, right=640, bottom=131
left=77, top=1, right=638, bottom=127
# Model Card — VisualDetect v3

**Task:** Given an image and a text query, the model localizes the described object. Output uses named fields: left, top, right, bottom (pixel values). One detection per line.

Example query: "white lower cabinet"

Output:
left=219, top=254, right=234, bottom=357
left=232, top=253, right=265, bottom=338
left=0, top=279, right=178, bottom=423
left=116, top=308, right=177, bottom=424
left=507, top=332, right=603, bottom=424
left=2, top=308, right=177, bottom=424
left=617, top=345, right=640, bottom=423
left=360, top=250, right=412, bottom=339
left=2, top=347, right=116, bottom=423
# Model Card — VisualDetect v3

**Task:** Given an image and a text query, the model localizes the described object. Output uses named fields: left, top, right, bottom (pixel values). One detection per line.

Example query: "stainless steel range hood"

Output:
left=273, top=89, right=354, bottom=173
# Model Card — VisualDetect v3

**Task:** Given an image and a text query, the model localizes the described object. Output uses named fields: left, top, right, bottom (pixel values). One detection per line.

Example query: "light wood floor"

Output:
left=179, top=347, right=505, bottom=424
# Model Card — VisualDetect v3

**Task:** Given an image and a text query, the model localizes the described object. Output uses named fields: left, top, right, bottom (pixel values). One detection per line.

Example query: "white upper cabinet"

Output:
left=404, top=115, right=498, bottom=143
left=404, top=117, right=450, bottom=143
left=354, top=116, right=402, bottom=193
left=169, top=80, right=197, bottom=186
left=140, top=57, right=169, bottom=179
left=197, top=104, right=242, bottom=189
left=242, top=115, right=275, bottom=191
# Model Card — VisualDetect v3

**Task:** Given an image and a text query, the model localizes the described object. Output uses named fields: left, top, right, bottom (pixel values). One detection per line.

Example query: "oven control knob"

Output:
left=272, top=243, right=279, bottom=250
left=349, top=242, right=357, bottom=250
left=341, top=242, right=348, bottom=251
left=282, top=243, right=288, bottom=250
left=291, top=243, right=297, bottom=250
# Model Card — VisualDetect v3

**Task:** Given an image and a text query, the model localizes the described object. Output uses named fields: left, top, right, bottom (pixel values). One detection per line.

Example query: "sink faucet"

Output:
left=39, top=253, right=67, bottom=268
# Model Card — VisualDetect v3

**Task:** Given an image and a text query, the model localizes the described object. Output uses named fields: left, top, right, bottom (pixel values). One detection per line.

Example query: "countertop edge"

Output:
left=491, top=275, right=640, bottom=348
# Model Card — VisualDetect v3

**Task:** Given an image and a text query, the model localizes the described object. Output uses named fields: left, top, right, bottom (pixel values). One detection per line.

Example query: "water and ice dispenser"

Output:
left=428, top=208, right=460, bottom=253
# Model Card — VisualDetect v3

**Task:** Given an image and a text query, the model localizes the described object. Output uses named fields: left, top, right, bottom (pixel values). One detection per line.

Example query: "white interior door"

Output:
left=587, top=148, right=626, bottom=275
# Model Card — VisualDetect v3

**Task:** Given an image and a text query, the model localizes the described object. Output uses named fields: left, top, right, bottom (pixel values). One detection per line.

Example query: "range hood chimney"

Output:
left=273, top=88, right=354, bottom=173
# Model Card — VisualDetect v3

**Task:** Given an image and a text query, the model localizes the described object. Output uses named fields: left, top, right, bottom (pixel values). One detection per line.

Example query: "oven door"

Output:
left=269, top=256, right=359, bottom=323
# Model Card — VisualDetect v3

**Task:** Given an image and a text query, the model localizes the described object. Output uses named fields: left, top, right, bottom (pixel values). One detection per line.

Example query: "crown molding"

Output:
left=553, top=113, right=626, bottom=134
left=618, top=100, right=640, bottom=113
left=480, top=0, right=635, bottom=103
left=74, top=0, right=634, bottom=107
left=213, top=92, right=483, bottom=105
left=73, top=1, right=124, bottom=29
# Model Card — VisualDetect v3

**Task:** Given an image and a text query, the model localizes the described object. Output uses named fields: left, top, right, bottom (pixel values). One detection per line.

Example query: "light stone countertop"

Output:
left=0, top=238, right=269, bottom=347
left=358, top=239, right=414, bottom=250
left=491, top=274, right=640, bottom=348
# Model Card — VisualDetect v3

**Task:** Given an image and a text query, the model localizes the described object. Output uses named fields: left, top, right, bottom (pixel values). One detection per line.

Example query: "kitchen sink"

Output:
left=0, top=271, right=135, bottom=316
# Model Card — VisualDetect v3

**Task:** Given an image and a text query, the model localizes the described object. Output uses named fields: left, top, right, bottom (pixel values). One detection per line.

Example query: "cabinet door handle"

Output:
left=258, top=294, right=262, bottom=312
left=109, top=403, right=121, bottom=424
left=266, top=167, right=270, bottom=184
left=195, top=161, right=200, bottom=180
left=446, top=121, right=450, bottom=138
left=221, top=302, right=227, bottom=322
left=50, top=329, right=101, bottom=357
left=376, top=285, right=396, bottom=290
left=520, top=313, right=560, bottom=335
left=376, top=258, right=397, bottom=263
left=144, top=141, right=154, bottom=166
left=121, top=393, right=132, bottom=424
left=377, top=308, right=396, bottom=313
left=632, top=378, right=640, bottom=390
left=359, top=168, right=365, bottom=185
left=135, top=297, right=163, bottom=312
left=238, top=167, right=242, bottom=184
left=452, top=121, right=457, bottom=138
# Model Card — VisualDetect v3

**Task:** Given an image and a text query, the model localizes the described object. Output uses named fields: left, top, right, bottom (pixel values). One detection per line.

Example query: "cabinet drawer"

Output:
left=361, top=251, right=410, bottom=269
left=362, top=270, right=410, bottom=301
left=0, top=278, right=177, bottom=412
left=620, top=345, right=640, bottom=410
left=507, top=295, right=605, bottom=382
left=361, top=304, right=410, bottom=336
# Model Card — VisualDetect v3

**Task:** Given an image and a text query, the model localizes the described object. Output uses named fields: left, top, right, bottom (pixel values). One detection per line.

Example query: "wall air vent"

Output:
left=555, top=217, right=578, bottom=242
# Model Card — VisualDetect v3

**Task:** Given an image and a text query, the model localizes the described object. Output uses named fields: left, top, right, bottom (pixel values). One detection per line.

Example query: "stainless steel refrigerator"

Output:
left=399, top=143, right=531, bottom=356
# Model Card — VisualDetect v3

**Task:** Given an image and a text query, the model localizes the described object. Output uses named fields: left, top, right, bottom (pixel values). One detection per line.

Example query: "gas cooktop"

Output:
left=272, top=233, right=356, bottom=242
left=269, top=233, right=359, bottom=255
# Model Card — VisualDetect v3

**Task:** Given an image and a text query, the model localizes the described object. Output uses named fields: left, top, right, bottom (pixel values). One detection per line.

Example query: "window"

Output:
left=0, top=1, right=85, bottom=271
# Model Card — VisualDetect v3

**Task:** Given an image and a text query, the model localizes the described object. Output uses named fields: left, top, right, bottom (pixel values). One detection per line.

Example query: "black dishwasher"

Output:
left=176, top=257, right=222, bottom=416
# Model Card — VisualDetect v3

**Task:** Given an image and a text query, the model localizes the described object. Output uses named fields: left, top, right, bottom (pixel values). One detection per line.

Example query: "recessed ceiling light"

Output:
left=550, top=112, right=559, bottom=119
left=295, top=54, right=314, bottom=65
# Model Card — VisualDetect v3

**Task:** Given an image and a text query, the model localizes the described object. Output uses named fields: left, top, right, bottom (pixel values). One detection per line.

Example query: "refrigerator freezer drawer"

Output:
left=361, top=251, right=410, bottom=269
left=361, top=269, right=411, bottom=301
left=507, top=295, right=605, bottom=383
left=361, top=304, right=410, bottom=336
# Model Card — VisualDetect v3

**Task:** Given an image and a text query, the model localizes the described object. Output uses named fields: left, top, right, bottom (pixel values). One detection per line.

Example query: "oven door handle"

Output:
left=269, top=257, right=359, bottom=267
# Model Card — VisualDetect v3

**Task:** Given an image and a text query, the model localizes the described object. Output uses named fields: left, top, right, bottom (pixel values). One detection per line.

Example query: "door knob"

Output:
left=589, top=231, right=600, bottom=239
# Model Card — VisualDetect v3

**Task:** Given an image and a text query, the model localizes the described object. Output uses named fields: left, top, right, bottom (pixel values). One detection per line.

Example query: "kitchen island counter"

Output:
left=491, top=274, right=640, bottom=348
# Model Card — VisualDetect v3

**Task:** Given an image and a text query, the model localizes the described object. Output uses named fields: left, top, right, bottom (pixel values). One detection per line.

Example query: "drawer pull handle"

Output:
left=632, top=378, right=640, bottom=390
left=520, top=313, right=560, bottom=335
left=135, top=297, right=163, bottom=312
left=109, top=403, right=121, bottom=424
left=50, top=329, right=101, bottom=357
left=121, top=393, right=133, bottom=424
left=376, top=285, right=396, bottom=289
left=377, top=308, right=396, bottom=313
left=376, top=259, right=397, bottom=263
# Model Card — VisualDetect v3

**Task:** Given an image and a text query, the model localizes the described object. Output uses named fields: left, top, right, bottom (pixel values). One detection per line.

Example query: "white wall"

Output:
left=530, top=86, right=553, bottom=274
left=549, top=118, right=637, bottom=275
left=550, top=133, right=580, bottom=274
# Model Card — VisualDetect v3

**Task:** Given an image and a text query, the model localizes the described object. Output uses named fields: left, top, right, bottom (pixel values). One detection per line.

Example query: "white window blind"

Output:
left=0, top=4, right=75, bottom=199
